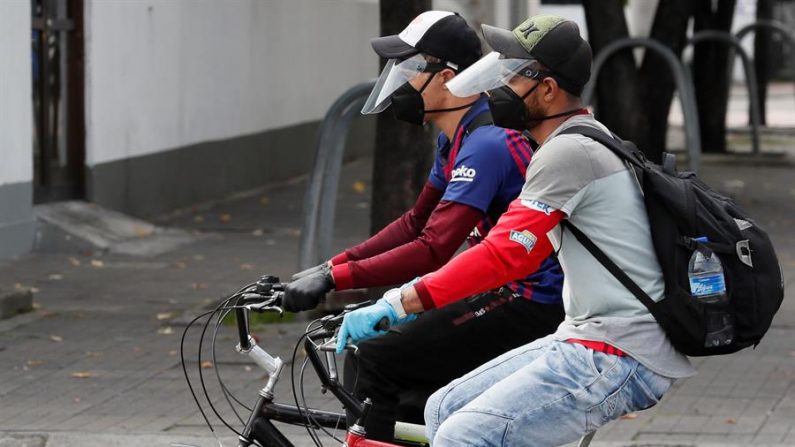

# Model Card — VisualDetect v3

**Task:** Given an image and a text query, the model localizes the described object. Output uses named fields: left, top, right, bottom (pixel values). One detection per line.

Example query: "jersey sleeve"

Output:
left=331, top=200, right=483, bottom=290
left=335, top=181, right=444, bottom=264
left=441, top=128, right=527, bottom=213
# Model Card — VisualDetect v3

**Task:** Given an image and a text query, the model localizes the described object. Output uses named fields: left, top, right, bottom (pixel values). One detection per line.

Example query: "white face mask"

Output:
left=445, top=51, right=543, bottom=98
left=361, top=54, right=455, bottom=115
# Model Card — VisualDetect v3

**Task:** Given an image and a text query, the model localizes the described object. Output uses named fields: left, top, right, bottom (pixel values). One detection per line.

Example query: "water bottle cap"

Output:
left=694, top=236, right=709, bottom=243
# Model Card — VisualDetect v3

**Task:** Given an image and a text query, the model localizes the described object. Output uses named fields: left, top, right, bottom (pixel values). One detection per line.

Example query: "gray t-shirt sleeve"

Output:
left=518, top=135, right=594, bottom=213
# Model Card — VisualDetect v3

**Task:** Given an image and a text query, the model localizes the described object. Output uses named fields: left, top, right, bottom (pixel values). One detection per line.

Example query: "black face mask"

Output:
left=390, top=73, right=436, bottom=125
left=487, top=82, right=584, bottom=131
left=391, top=72, right=480, bottom=126
left=486, top=84, right=538, bottom=131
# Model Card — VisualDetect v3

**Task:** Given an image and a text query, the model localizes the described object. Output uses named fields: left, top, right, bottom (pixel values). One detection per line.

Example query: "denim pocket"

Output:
left=584, top=357, right=639, bottom=432
left=585, top=379, right=631, bottom=432
left=586, top=348, right=619, bottom=377
left=585, top=365, right=669, bottom=432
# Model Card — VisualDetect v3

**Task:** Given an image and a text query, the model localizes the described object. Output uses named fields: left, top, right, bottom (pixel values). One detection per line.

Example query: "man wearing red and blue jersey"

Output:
left=282, top=11, right=564, bottom=441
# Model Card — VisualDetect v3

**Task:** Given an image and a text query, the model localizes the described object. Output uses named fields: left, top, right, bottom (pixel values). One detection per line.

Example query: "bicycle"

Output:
left=178, top=275, right=596, bottom=447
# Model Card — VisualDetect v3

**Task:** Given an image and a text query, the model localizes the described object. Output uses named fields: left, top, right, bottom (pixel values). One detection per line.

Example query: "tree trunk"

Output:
left=370, top=0, right=434, bottom=234
left=637, top=0, right=694, bottom=162
left=582, top=0, right=645, bottom=146
left=692, top=0, right=737, bottom=154
left=754, top=0, right=773, bottom=125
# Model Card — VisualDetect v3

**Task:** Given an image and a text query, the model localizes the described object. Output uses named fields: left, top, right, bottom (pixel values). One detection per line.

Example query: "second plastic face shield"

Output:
left=361, top=54, right=438, bottom=115
left=445, top=51, right=542, bottom=98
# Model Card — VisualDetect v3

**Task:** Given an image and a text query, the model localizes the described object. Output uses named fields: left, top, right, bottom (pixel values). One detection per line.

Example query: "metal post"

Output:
left=316, top=95, right=369, bottom=262
left=576, top=431, right=596, bottom=447
left=686, top=30, right=762, bottom=155
left=37, top=0, right=52, bottom=188
left=582, top=37, right=702, bottom=172
left=735, top=20, right=795, bottom=120
left=298, top=80, right=376, bottom=270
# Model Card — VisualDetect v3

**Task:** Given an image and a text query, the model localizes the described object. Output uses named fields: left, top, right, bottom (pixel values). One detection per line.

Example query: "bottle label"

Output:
left=689, top=273, right=726, bottom=297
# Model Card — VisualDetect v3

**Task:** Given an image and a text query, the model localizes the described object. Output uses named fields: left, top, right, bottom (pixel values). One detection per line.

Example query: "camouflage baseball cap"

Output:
left=481, top=15, right=592, bottom=95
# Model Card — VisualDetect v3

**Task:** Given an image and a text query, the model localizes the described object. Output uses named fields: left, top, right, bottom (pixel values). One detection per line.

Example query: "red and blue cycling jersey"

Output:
left=331, top=96, right=561, bottom=305
left=427, top=97, right=562, bottom=304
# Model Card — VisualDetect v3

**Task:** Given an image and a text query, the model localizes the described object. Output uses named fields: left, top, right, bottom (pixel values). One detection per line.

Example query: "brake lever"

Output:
left=244, top=292, right=285, bottom=313
left=316, top=319, right=389, bottom=353
left=246, top=303, right=284, bottom=314
left=318, top=336, right=358, bottom=353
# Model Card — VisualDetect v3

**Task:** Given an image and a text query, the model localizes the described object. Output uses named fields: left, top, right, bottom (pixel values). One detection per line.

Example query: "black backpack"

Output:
left=558, top=126, right=784, bottom=357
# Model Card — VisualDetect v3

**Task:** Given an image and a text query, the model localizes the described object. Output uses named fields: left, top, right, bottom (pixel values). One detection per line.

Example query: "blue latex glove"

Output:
left=335, top=294, right=417, bottom=353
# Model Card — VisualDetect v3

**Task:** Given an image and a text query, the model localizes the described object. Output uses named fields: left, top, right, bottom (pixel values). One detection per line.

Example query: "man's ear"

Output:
left=439, top=68, right=457, bottom=88
left=541, top=77, right=559, bottom=103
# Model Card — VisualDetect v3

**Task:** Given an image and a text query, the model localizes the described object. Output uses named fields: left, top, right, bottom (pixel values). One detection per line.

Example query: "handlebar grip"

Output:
left=374, top=317, right=390, bottom=332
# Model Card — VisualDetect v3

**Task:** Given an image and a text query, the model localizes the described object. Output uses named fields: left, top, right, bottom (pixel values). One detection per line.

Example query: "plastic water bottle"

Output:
left=688, top=236, right=734, bottom=347
left=688, top=237, right=726, bottom=300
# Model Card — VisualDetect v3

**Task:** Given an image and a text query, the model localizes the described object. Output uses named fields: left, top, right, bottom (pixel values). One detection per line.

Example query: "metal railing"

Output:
left=298, top=80, right=376, bottom=270
left=582, top=37, right=703, bottom=172
left=734, top=20, right=795, bottom=123
left=685, top=30, right=762, bottom=154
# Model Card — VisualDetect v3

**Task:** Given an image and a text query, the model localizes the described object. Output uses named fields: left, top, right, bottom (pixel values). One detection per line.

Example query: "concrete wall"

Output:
left=0, top=1, right=35, bottom=259
left=83, top=0, right=379, bottom=216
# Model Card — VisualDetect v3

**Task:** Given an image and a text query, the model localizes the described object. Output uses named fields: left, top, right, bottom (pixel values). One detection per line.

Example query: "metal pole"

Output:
left=38, top=0, right=52, bottom=189
left=316, top=96, right=368, bottom=262
left=576, top=431, right=596, bottom=447
left=582, top=37, right=702, bottom=172
left=735, top=20, right=795, bottom=120
left=298, top=80, right=376, bottom=270
left=687, top=30, right=762, bottom=155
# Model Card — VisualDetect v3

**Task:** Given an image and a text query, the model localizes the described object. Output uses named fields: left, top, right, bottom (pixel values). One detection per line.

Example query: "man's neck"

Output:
left=430, top=95, right=480, bottom=140
left=528, top=104, right=586, bottom=144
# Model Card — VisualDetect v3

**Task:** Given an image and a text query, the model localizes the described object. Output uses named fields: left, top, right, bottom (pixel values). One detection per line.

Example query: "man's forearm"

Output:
left=400, top=285, right=425, bottom=314
left=407, top=199, right=563, bottom=310
left=332, top=201, right=483, bottom=290
left=337, top=182, right=443, bottom=263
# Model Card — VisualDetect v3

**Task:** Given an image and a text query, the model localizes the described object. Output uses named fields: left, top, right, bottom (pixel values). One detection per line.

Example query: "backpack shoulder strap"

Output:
left=557, top=125, right=647, bottom=169
left=443, top=111, right=494, bottom=180
left=556, top=126, right=658, bottom=312
left=464, top=111, right=493, bottom=135
left=560, top=220, right=657, bottom=312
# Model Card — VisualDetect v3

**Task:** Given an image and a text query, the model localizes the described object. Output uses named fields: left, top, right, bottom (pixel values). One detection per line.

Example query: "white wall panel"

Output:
left=0, top=0, right=33, bottom=186
left=85, top=0, right=378, bottom=165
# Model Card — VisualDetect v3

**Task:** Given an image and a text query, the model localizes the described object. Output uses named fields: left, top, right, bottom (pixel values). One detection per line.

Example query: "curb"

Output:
left=0, top=287, right=33, bottom=320
left=0, top=431, right=237, bottom=447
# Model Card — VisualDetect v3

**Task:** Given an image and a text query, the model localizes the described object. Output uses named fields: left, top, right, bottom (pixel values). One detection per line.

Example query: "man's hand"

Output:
left=291, top=262, right=332, bottom=281
left=282, top=265, right=335, bottom=312
left=335, top=289, right=417, bottom=353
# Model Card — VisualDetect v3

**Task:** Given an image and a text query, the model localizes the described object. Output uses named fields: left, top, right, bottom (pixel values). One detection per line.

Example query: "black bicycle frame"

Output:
left=235, top=309, right=364, bottom=446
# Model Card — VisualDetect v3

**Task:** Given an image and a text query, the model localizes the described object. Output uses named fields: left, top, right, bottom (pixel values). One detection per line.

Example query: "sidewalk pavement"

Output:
left=1, top=98, right=794, bottom=446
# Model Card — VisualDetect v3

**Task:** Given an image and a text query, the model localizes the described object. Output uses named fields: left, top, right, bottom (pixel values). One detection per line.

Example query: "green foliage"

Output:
left=221, top=309, right=296, bottom=327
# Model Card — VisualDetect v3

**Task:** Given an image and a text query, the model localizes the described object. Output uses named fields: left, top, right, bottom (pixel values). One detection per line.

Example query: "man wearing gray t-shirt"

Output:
left=336, top=14, right=695, bottom=446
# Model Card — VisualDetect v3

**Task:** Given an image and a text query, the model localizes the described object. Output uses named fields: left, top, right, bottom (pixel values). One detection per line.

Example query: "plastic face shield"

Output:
left=445, top=51, right=542, bottom=98
left=361, top=54, right=450, bottom=115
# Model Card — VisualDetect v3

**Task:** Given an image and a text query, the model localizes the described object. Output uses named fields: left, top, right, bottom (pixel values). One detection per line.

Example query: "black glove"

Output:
left=283, top=264, right=335, bottom=312
left=291, top=263, right=327, bottom=281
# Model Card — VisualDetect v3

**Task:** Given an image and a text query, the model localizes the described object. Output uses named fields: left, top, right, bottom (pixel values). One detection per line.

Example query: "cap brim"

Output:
left=481, top=24, right=532, bottom=60
left=370, top=35, right=420, bottom=59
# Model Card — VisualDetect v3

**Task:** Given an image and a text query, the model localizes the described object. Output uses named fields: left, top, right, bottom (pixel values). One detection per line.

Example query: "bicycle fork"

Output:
left=343, top=398, right=401, bottom=447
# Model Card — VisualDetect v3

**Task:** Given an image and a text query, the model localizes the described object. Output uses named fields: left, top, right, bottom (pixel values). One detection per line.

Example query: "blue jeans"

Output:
left=424, top=335, right=674, bottom=447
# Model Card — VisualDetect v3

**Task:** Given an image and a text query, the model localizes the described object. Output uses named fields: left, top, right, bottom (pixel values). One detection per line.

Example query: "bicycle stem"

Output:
left=236, top=336, right=285, bottom=446
left=236, top=336, right=284, bottom=395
